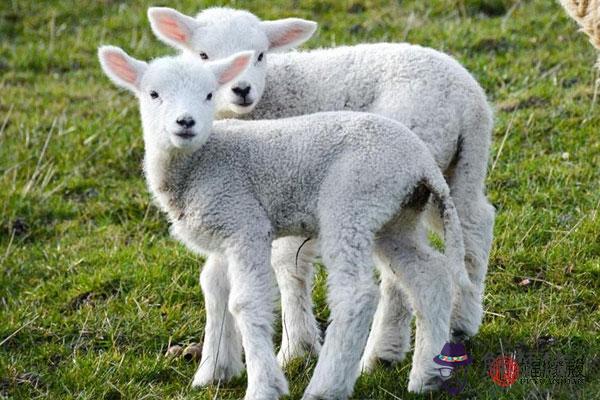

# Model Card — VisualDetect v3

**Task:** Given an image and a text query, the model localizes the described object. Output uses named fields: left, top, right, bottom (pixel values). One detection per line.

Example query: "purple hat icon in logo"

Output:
left=434, top=342, right=472, bottom=396
left=433, top=342, right=473, bottom=367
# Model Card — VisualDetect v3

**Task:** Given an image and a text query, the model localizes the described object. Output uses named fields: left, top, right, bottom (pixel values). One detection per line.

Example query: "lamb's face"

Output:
left=98, top=46, right=253, bottom=153
left=148, top=7, right=317, bottom=116
left=189, top=9, right=269, bottom=115
left=139, top=59, right=217, bottom=152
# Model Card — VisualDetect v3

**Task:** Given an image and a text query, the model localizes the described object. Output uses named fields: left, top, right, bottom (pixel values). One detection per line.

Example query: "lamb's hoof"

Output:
left=244, top=372, right=289, bottom=400
left=244, top=386, right=288, bottom=400
left=277, top=340, right=321, bottom=367
left=450, top=318, right=479, bottom=341
left=244, top=388, right=288, bottom=400
left=191, top=361, right=244, bottom=388
left=407, top=374, right=442, bottom=394
left=451, top=292, right=484, bottom=340
left=301, top=394, right=327, bottom=400
left=378, top=358, right=398, bottom=368
left=360, top=350, right=407, bottom=373
left=302, top=382, right=351, bottom=400
left=451, top=329, right=469, bottom=342
left=302, top=390, right=343, bottom=400
left=360, top=357, right=399, bottom=374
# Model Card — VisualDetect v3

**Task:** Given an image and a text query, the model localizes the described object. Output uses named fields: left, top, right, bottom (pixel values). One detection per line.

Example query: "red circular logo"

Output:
left=488, top=356, right=520, bottom=387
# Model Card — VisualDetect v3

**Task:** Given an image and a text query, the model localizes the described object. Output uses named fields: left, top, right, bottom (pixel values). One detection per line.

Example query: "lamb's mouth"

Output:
left=174, top=131, right=196, bottom=139
left=233, top=100, right=254, bottom=107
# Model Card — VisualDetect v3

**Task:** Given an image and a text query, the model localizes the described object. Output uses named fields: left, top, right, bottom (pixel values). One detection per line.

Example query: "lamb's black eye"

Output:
left=206, top=92, right=213, bottom=101
left=150, top=90, right=159, bottom=99
left=257, top=52, right=264, bottom=62
left=199, top=52, right=209, bottom=60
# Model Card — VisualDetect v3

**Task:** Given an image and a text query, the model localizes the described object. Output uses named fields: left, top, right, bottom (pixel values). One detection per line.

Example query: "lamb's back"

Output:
left=252, top=43, right=488, bottom=168
left=256, top=43, right=482, bottom=117
left=213, top=111, right=423, bottom=234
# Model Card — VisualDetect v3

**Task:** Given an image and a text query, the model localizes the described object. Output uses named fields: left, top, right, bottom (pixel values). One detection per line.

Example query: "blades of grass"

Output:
left=22, top=118, right=56, bottom=196
left=0, top=315, right=39, bottom=347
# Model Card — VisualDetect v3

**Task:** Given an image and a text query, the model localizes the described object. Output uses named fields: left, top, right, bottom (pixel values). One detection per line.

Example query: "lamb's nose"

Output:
left=176, top=115, right=195, bottom=129
left=232, top=84, right=251, bottom=98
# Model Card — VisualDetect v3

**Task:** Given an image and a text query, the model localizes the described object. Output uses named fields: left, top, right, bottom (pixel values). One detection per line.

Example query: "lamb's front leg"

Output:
left=272, top=236, right=321, bottom=366
left=226, top=240, right=288, bottom=399
left=193, top=254, right=243, bottom=387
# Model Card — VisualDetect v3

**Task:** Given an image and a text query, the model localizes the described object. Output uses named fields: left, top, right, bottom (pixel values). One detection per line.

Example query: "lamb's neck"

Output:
left=143, top=146, right=193, bottom=217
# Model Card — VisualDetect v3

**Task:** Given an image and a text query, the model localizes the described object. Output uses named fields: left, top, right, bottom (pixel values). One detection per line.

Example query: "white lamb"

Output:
left=98, top=46, right=475, bottom=397
left=147, top=6, right=495, bottom=369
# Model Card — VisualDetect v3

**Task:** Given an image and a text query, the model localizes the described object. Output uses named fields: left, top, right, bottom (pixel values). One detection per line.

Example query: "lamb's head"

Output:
left=148, top=6, right=317, bottom=116
left=98, top=46, right=252, bottom=152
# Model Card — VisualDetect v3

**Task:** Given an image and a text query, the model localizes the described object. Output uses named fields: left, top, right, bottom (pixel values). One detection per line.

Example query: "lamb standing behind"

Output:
left=148, top=6, right=494, bottom=368
left=98, top=47, right=475, bottom=398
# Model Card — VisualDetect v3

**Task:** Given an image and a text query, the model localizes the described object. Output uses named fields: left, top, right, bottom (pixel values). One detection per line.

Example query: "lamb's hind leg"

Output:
left=376, top=229, right=453, bottom=394
left=193, top=254, right=244, bottom=387
left=360, top=267, right=413, bottom=372
left=272, top=237, right=321, bottom=367
left=445, top=110, right=495, bottom=339
left=303, top=228, right=378, bottom=399
left=361, top=214, right=435, bottom=371
left=448, top=193, right=493, bottom=340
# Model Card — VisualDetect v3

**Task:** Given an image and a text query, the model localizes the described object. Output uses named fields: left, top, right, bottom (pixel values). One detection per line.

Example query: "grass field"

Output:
left=1, top=0, right=599, bottom=399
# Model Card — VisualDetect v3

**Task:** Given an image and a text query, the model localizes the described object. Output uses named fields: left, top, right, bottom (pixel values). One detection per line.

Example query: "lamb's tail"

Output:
left=560, top=1, right=600, bottom=52
left=423, top=171, right=471, bottom=291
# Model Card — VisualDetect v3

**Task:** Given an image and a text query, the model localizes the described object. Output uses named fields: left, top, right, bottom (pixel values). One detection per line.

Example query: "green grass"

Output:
left=1, top=0, right=599, bottom=399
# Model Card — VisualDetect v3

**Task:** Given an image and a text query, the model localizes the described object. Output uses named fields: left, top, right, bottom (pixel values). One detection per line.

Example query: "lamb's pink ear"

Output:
left=147, top=7, right=199, bottom=50
left=208, top=51, right=254, bottom=86
left=98, top=46, right=147, bottom=94
left=261, top=18, right=317, bottom=52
